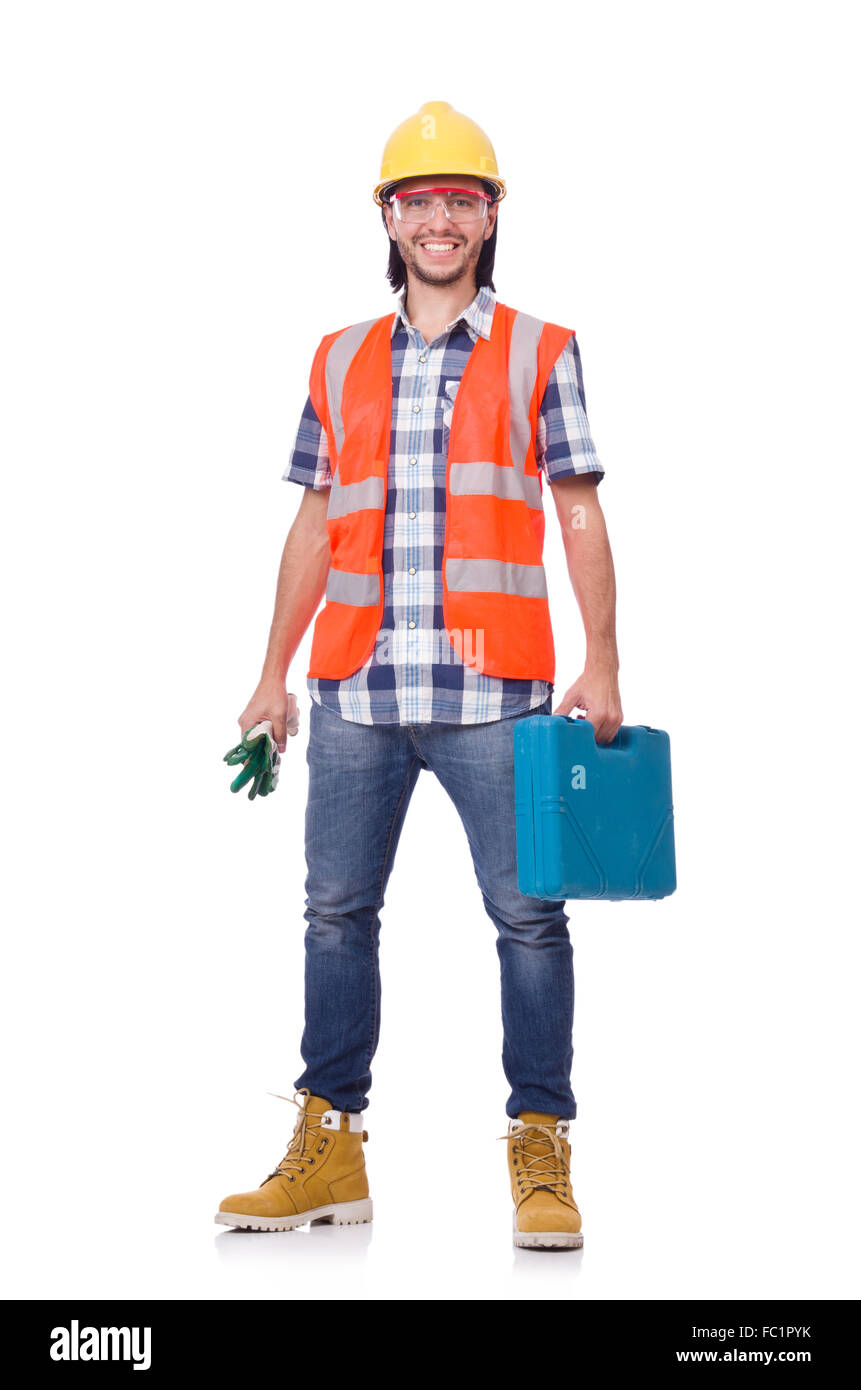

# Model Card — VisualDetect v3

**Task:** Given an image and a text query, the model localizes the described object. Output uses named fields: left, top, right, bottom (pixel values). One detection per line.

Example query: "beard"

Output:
left=398, top=234, right=479, bottom=287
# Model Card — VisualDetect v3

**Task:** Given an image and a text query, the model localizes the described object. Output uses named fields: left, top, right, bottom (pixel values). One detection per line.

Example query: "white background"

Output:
left=2, top=0, right=858, bottom=1302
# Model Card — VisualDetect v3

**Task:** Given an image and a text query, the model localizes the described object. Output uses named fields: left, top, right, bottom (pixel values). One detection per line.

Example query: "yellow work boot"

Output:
left=215, top=1088, right=372, bottom=1232
left=499, top=1110, right=583, bottom=1250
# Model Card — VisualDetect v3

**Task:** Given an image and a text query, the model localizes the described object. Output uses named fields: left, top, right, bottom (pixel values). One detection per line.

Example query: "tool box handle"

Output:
left=561, top=713, right=636, bottom=755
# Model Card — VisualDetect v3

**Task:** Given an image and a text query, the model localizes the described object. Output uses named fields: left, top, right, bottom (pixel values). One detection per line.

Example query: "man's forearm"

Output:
left=259, top=494, right=331, bottom=683
left=547, top=474, right=622, bottom=740
left=557, top=488, right=619, bottom=670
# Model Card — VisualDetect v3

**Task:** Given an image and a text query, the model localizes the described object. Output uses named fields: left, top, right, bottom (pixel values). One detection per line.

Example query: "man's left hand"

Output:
left=554, top=665, right=623, bottom=745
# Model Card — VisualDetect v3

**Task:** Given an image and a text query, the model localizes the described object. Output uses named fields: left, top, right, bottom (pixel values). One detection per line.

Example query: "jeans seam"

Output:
left=357, top=754, right=421, bottom=1105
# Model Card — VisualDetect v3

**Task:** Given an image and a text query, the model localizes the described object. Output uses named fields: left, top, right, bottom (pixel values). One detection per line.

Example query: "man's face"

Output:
left=383, top=173, right=498, bottom=288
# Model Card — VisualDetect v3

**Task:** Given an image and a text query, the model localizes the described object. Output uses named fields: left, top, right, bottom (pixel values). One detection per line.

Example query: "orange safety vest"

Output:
left=306, top=302, right=574, bottom=682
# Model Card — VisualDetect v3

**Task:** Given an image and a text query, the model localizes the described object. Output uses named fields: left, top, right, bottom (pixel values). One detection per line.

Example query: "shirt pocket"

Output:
left=442, top=378, right=460, bottom=433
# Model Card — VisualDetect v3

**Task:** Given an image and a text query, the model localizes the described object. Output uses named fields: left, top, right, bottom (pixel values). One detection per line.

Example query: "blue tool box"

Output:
left=513, top=715, right=676, bottom=900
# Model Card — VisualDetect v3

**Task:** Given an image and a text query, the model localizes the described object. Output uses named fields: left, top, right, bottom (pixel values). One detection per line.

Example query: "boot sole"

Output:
left=214, top=1197, right=373, bottom=1232
left=513, top=1212, right=584, bottom=1250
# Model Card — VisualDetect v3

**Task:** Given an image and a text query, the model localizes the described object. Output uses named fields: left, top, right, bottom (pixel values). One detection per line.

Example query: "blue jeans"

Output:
left=293, top=693, right=577, bottom=1120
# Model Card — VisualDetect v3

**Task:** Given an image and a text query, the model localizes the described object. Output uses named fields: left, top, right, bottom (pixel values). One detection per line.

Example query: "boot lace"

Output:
left=260, top=1087, right=329, bottom=1186
left=497, top=1120, right=572, bottom=1199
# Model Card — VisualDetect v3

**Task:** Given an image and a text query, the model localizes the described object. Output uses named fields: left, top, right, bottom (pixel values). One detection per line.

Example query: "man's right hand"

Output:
left=238, top=680, right=300, bottom=753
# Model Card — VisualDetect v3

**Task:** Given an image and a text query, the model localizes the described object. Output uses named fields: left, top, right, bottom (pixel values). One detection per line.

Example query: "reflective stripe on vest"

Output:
left=324, top=317, right=379, bottom=457
left=305, top=303, right=573, bottom=681
left=446, top=557, right=549, bottom=600
left=508, top=311, right=545, bottom=472
left=325, top=568, right=381, bottom=606
left=444, top=311, right=546, bottom=512
left=325, top=474, right=386, bottom=522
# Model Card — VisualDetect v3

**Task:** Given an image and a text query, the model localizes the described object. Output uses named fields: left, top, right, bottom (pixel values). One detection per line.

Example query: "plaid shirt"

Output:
left=283, top=285, right=604, bottom=725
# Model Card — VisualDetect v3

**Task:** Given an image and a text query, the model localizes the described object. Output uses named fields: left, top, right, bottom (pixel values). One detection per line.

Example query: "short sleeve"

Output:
left=535, top=334, right=605, bottom=483
left=282, top=393, right=332, bottom=490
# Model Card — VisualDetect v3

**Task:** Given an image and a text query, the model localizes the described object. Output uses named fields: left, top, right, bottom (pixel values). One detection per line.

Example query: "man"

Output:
left=216, top=101, right=622, bottom=1250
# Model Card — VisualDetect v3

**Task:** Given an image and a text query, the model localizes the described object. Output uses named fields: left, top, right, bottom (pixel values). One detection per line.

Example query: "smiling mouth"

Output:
left=418, top=240, right=462, bottom=256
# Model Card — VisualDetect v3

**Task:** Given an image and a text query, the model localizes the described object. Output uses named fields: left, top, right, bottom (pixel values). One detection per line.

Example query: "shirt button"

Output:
left=408, top=620, right=416, bottom=629
left=408, top=567, right=416, bottom=575
left=409, top=457, right=417, bottom=466
left=413, top=404, right=421, bottom=413
left=419, top=353, right=427, bottom=362
left=408, top=511, right=416, bottom=519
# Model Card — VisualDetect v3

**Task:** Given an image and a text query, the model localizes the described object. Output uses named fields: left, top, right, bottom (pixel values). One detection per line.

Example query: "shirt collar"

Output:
left=391, top=284, right=496, bottom=343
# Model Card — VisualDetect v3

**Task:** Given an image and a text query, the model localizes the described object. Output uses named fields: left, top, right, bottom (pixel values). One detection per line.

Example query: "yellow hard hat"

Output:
left=373, top=100, right=506, bottom=207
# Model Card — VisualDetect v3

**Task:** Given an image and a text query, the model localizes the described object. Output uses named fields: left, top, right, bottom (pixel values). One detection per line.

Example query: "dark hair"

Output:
left=381, top=180, right=498, bottom=294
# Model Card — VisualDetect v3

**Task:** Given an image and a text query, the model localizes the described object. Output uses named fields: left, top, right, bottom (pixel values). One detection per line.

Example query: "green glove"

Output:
left=223, top=720, right=281, bottom=800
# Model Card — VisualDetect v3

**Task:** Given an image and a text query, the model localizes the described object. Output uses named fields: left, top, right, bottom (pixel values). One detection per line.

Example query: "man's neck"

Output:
left=402, top=275, right=479, bottom=343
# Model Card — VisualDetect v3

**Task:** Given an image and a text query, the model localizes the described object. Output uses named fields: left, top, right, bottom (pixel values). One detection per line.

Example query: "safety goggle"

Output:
left=389, top=186, right=493, bottom=224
